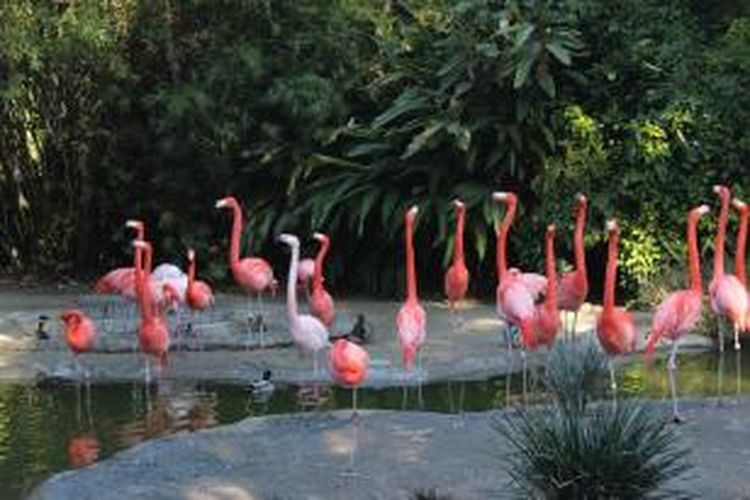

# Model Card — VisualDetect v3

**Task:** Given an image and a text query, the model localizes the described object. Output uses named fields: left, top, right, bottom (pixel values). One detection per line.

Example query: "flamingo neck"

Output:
left=187, top=257, right=196, bottom=287
left=405, top=215, right=418, bottom=303
left=574, top=202, right=587, bottom=275
left=137, top=245, right=154, bottom=321
left=736, top=209, right=748, bottom=286
left=496, top=197, right=517, bottom=282
left=286, top=242, right=300, bottom=320
left=687, top=212, right=702, bottom=292
left=313, top=237, right=329, bottom=292
left=545, top=232, right=557, bottom=307
left=714, top=192, right=729, bottom=277
left=453, top=206, right=465, bottom=267
left=603, top=228, right=619, bottom=311
left=228, top=202, right=244, bottom=272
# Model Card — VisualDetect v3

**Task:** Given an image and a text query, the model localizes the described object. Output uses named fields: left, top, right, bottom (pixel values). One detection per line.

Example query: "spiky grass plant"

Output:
left=494, top=341, right=692, bottom=499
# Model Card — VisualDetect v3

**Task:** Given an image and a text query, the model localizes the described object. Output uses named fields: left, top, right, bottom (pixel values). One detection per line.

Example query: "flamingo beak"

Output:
left=187, top=249, right=195, bottom=261
left=605, top=219, right=617, bottom=231
left=125, top=220, right=141, bottom=230
left=313, top=232, right=325, bottom=241
left=547, top=224, right=556, bottom=233
left=409, top=205, right=419, bottom=216
left=713, top=185, right=724, bottom=195
left=215, top=199, right=228, bottom=209
left=492, top=192, right=509, bottom=202
left=732, top=198, right=746, bottom=210
left=452, top=199, right=464, bottom=208
left=576, top=193, right=587, bottom=203
left=697, top=204, right=710, bottom=215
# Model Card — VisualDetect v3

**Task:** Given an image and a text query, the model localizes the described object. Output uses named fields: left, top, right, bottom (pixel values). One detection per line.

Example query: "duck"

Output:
left=248, top=370, right=275, bottom=396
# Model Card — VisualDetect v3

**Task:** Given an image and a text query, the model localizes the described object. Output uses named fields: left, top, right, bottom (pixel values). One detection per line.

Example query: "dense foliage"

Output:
left=1, top=0, right=749, bottom=300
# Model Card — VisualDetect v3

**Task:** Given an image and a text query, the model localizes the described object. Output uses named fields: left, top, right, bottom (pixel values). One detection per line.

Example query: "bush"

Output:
left=494, top=342, right=692, bottom=499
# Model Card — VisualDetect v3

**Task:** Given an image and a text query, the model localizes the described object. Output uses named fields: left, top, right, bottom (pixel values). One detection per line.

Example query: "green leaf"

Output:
left=372, top=89, right=428, bottom=129
left=402, top=122, right=443, bottom=159
left=546, top=41, right=572, bottom=66
left=537, top=72, right=556, bottom=98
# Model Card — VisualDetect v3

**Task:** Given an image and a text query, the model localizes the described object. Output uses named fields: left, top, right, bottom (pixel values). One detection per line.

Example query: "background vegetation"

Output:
left=1, top=0, right=749, bottom=302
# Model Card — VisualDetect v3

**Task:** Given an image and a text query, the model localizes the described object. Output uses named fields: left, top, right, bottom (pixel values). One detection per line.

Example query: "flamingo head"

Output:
left=312, top=232, right=328, bottom=244
left=277, top=233, right=299, bottom=248
left=187, top=248, right=195, bottom=262
left=713, top=185, right=730, bottom=200
left=60, top=309, right=84, bottom=326
left=575, top=193, right=588, bottom=214
left=125, top=219, right=144, bottom=232
left=547, top=224, right=556, bottom=236
left=605, top=219, right=618, bottom=232
left=694, top=204, right=710, bottom=217
left=452, top=198, right=465, bottom=209
left=492, top=191, right=518, bottom=204
left=732, top=198, right=748, bottom=213
left=215, top=196, right=236, bottom=210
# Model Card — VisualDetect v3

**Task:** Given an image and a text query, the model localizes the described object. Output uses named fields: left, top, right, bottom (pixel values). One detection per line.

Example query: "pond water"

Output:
left=3, top=349, right=749, bottom=499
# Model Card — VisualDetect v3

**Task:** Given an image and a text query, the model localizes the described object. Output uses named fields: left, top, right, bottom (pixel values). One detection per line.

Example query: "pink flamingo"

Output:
left=709, top=185, right=748, bottom=352
left=60, top=309, right=97, bottom=378
left=329, top=338, right=369, bottom=417
left=732, top=198, right=750, bottom=332
left=309, top=232, right=335, bottom=327
left=645, top=204, right=709, bottom=422
left=596, top=219, right=637, bottom=400
left=557, top=194, right=589, bottom=340
left=445, top=199, right=470, bottom=327
left=185, top=248, right=215, bottom=349
left=93, top=219, right=145, bottom=298
left=492, top=192, right=541, bottom=350
left=278, top=233, right=330, bottom=375
left=133, top=240, right=170, bottom=384
left=216, top=196, right=276, bottom=346
left=396, top=206, right=427, bottom=372
left=530, top=224, right=561, bottom=350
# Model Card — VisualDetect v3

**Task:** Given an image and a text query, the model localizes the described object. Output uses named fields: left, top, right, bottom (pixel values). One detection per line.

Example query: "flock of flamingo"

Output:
left=58, top=185, right=750, bottom=420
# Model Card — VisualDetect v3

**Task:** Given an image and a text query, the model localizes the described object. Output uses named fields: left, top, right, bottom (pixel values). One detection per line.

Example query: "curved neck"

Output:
left=496, top=197, right=517, bottom=281
left=545, top=232, right=557, bottom=306
left=453, top=206, right=465, bottom=266
left=687, top=212, right=702, bottom=291
left=286, top=243, right=299, bottom=319
left=574, top=202, right=587, bottom=274
left=228, top=202, right=244, bottom=270
left=714, top=193, right=729, bottom=277
left=736, top=209, right=748, bottom=286
left=313, top=237, right=329, bottom=292
left=603, top=228, right=619, bottom=311
left=188, top=257, right=196, bottom=287
left=405, top=214, right=418, bottom=302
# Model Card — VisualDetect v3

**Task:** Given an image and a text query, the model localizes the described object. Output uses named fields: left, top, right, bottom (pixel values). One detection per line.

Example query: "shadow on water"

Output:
left=2, top=349, right=748, bottom=498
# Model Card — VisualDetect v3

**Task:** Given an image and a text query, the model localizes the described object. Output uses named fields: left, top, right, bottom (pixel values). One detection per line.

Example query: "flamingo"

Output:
left=645, top=204, right=709, bottom=422
left=133, top=240, right=170, bottom=384
left=557, top=194, right=589, bottom=340
left=396, top=206, right=427, bottom=372
left=185, top=248, right=214, bottom=349
left=530, top=224, right=561, bottom=350
left=596, top=219, right=637, bottom=401
left=216, top=196, right=276, bottom=347
left=67, top=435, right=100, bottom=468
left=309, top=232, right=335, bottom=327
left=330, top=338, right=369, bottom=418
left=60, top=309, right=97, bottom=378
left=493, top=192, right=541, bottom=350
left=709, top=185, right=748, bottom=353
left=278, top=233, right=330, bottom=375
left=733, top=198, right=750, bottom=332
left=93, top=219, right=145, bottom=297
left=445, top=199, right=470, bottom=325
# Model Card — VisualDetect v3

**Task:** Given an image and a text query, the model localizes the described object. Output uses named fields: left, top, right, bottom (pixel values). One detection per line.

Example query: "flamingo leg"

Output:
left=417, top=351, right=424, bottom=410
left=734, top=323, right=741, bottom=352
left=352, top=387, right=358, bottom=420
left=608, top=359, right=618, bottom=407
left=258, top=293, right=266, bottom=347
left=717, top=348, right=725, bottom=406
left=736, top=346, right=742, bottom=400
left=667, top=342, right=683, bottom=423
left=505, top=326, right=513, bottom=406
left=246, top=297, right=255, bottom=350
left=718, top=319, right=725, bottom=353
left=521, top=350, right=527, bottom=406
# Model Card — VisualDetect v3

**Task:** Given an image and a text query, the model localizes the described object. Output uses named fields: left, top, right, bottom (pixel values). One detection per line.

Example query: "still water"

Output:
left=3, top=350, right=748, bottom=499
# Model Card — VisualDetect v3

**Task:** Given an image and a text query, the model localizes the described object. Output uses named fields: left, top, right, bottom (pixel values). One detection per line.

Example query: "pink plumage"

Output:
left=557, top=194, right=589, bottom=311
left=444, top=200, right=470, bottom=308
left=396, top=206, right=426, bottom=370
left=330, top=339, right=369, bottom=386
left=309, top=233, right=335, bottom=327
left=186, top=249, right=214, bottom=311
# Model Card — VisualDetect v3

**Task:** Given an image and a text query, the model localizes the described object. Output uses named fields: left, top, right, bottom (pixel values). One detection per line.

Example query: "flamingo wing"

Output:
left=518, top=272, right=547, bottom=300
left=557, top=271, right=587, bottom=311
left=647, top=290, right=702, bottom=353
left=330, top=339, right=369, bottom=386
left=710, top=275, right=749, bottom=327
left=237, top=258, right=275, bottom=293
left=310, top=288, right=335, bottom=327
left=296, top=314, right=330, bottom=353
left=444, top=264, right=469, bottom=304
left=396, top=303, right=426, bottom=368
